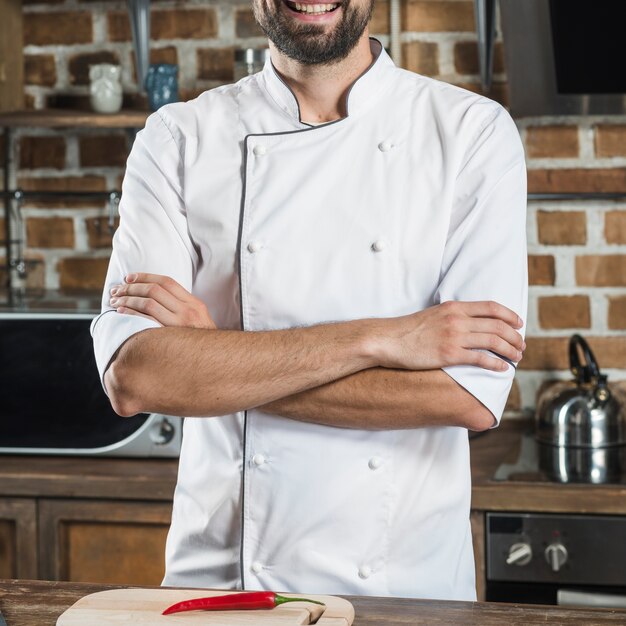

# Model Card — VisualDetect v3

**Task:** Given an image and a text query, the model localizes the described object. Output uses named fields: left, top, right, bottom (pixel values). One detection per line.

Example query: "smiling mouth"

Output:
left=284, top=0, right=340, bottom=14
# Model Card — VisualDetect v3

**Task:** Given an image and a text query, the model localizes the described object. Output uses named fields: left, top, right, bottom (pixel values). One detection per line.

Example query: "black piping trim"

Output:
left=237, top=139, right=249, bottom=590
left=490, top=351, right=517, bottom=369
left=236, top=38, right=386, bottom=587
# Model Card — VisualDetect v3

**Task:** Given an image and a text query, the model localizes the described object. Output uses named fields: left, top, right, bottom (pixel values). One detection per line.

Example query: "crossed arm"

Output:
left=104, top=274, right=525, bottom=432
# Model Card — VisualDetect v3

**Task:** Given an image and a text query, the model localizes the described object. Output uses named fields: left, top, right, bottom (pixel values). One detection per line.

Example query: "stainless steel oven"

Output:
left=0, top=290, right=181, bottom=458
left=486, top=512, right=626, bottom=608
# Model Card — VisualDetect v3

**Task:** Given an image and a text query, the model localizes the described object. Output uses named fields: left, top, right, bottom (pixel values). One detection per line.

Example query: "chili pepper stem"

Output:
left=274, top=594, right=325, bottom=607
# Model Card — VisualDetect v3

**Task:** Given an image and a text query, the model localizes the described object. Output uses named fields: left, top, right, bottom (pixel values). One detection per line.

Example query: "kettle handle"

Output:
left=569, top=334, right=600, bottom=384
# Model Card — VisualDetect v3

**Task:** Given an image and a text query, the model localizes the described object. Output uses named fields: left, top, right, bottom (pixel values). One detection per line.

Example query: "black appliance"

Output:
left=0, top=289, right=181, bottom=457
left=496, top=0, right=626, bottom=116
left=487, top=513, right=626, bottom=608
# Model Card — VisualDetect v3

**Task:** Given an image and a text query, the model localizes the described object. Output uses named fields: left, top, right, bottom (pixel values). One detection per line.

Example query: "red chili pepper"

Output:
left=162, top=591, right=325, bottom=615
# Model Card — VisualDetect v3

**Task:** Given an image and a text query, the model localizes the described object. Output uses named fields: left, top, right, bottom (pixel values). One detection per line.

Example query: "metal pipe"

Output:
left=474, top=0, right=497, bottom=91
left=1, top=190, right=120, bottom=200
left=2, top=127, right=11, bottom=289
left=527, top=192, right=626, bottom=201
left=389, top=0, right=402, bottom=65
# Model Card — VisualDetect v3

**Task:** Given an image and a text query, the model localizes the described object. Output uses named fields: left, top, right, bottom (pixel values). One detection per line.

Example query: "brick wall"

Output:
left=2, top=0, right=625, bottom=411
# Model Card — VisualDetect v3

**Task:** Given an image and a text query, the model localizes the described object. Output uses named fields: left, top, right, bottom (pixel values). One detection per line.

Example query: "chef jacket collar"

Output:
left=260, top=38, right=395, bottom=125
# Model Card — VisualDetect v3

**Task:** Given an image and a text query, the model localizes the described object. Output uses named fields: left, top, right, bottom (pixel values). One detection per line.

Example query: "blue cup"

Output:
left=145, top=63, right=179, bottom=111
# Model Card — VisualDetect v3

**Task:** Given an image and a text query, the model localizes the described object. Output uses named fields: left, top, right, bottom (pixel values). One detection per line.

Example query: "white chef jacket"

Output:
left=91, top=39, right=527, bottom=601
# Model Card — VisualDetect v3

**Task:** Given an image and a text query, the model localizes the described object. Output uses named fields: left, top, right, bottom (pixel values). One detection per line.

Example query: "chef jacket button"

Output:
left=378, top=140, right=393, bottom=152
left=253, top=144, right=267, bottom=157
left=358, top=565, right=372, bottom=579
left=252, top=453, right=266, bottom=466
left=368, top=456, right=383, bottom=470
left=371, top=240, right=387, bottom=252
left=251, top=561, right=263, bottom=573
left=247, top=241, right=263, bottom=253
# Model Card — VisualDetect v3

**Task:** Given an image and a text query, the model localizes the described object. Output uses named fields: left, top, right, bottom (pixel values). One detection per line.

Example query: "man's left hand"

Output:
left=109, top=273, right=216, bottom=329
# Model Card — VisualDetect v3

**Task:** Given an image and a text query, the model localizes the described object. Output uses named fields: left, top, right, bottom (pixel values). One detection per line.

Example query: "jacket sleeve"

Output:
left=436, top=105, right=528, bottom=425
left=90, top=108, right=198, bottom=389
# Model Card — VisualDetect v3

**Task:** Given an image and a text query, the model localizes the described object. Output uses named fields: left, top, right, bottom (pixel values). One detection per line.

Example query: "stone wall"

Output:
left=2, top=0, right=625, bottom=412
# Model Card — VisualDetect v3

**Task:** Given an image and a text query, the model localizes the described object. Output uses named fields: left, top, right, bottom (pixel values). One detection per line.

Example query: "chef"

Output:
left=91, top=0, right=528, bottom=602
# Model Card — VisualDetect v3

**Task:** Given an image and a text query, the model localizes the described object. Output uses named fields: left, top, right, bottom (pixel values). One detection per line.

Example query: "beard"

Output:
left=253, top=0, right=374, bottom=65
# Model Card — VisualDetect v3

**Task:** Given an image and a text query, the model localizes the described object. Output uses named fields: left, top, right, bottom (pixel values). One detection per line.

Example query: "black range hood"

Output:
left=476, top=0, right=626, bottom=117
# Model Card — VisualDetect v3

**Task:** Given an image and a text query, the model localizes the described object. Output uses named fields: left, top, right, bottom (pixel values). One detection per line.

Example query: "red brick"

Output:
left=179, top=88, right=206, bottom=102
left=151, top=47, right=178, bottom=66
left=154, top=9, right=217, bottom=39
left=23, top=11, right=92, bottom=46
left=528, top=255, right=555, bottom=286
left=19, top=136, right=66, bottom=170
left=526, top=126, right=579, bottom=159
left=454, top=81, right=509, bottom=108
left=197, top=48, right=234, bottom=82
left=108, top=9, right=217, bottom=42
left=608, top=296, right=626, bottom=330
left=86, top=217, right=119, bottom=248
left=595, top=125, right=626, bottom=158
left=58, top=257, right=109, bottom=290
left=538, top=296, right=590, bottom=330
left=79, top=135, right=128, bottom=168
left=69, top=51, right=120, bottom=86
left=605, top=211, right=626, bottom=244
left=235, top=9, right=264, bottom=38
left=370, top=0, right=389, bottom=33
left=575, top=255, right=626, bottom=287
left=402, top=41, right=439, bottom=76
left=26, top=217, right=75, bottom=248
left=536, top=210, right=586, bottom=245
left=453, top=41, right=505, bottom=75
left=404, top=1, right=475, bottom=32
left=520, top=337, right=626, bottom=370
left=528, top=168, right=626, bottom=194
left=24, top=54, right=57, bottom=87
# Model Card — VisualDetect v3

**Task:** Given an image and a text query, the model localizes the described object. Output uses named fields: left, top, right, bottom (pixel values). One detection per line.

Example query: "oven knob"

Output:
left=506, top=542, right=533, bottom=566
left=545, top=542, right=568, bottom=572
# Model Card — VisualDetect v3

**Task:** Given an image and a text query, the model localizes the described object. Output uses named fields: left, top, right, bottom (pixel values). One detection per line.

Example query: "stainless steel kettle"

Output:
left=535, top=335, right=626, bottom=484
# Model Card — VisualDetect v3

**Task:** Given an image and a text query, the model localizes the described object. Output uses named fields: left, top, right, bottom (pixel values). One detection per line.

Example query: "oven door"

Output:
left=0, top=315, right=181, bottom=457
left=487, top=582, right=626, bottom=607
left=486, top=512, right=626, bottom=609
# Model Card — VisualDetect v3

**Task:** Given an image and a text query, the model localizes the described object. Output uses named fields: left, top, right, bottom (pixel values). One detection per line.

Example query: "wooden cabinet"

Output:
left=0, top=455, right=178, bottom=584
left=0, top=496, right=172, bottom=584
left=0, top=498, right=37, bottom=579
left=38, top=499, right=172, bottom=585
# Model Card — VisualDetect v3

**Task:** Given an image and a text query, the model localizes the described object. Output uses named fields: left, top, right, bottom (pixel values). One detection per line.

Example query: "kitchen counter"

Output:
left=1, top=418, right=625, bottom=513
left=1, top=579, right=626, bottom=626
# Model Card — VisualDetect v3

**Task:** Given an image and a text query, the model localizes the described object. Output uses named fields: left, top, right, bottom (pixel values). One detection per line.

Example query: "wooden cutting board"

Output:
left=56, top=588, right=355, bottom=625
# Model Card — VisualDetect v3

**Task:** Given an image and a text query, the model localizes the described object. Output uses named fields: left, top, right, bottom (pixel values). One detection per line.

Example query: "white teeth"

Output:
left=291, top=1, right=338, bottom=13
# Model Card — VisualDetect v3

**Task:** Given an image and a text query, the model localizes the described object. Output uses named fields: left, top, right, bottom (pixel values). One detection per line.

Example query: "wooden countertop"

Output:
left=2, top=579, right=626, bottom=626
left=1, top=419, right=626, bottom=513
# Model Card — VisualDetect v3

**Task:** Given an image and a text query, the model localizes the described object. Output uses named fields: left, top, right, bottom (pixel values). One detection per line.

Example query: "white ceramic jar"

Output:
left=89, top=64, right=123, bottom=114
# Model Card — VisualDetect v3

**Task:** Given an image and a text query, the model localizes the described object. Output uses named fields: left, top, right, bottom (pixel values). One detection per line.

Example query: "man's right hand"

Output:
left=110, top=273, right=524, bottom=374
left=371, top=300, right=524, bottom=372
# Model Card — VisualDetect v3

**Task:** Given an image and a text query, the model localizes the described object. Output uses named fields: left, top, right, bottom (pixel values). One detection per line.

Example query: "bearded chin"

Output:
left=253, top=0, right=373, bottom=65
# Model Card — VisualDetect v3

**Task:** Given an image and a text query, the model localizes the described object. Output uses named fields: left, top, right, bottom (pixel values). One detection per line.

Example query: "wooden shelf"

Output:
left=0, top=109, right=150, bottom=129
